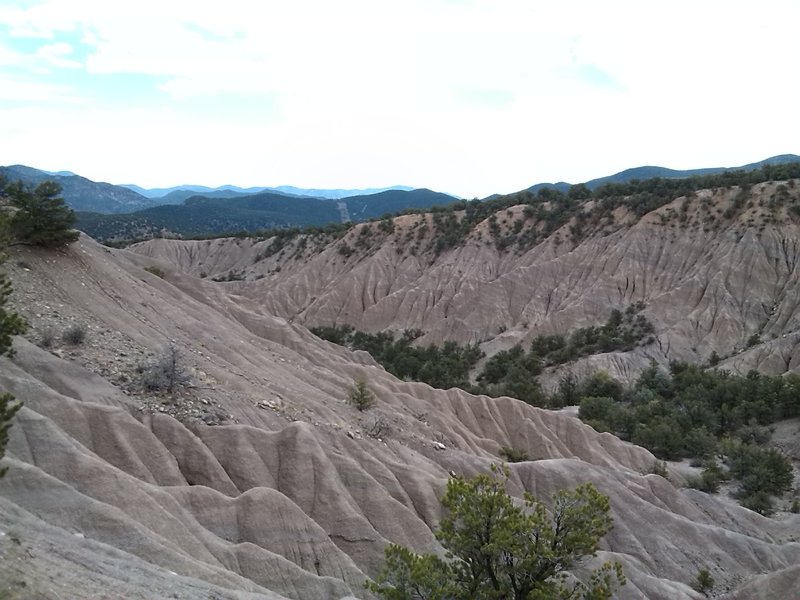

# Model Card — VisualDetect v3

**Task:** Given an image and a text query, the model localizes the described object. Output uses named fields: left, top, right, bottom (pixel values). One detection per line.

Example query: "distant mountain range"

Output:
left=268, top=185, right=416, bottom=200
left=519, top=154, right=800, bottom=196
left=121, top=183, right=274, bottom=199
left=133, top=188, right=301, bottom=207
left=121, top=183, right=416, bottom=201
left=0, top=165, right=160, bottom=213
left=3, top=155, right=799, bottom=236
left=0, top=165, right=425, bottom=213
left=76, top=188, right=457, bottom=240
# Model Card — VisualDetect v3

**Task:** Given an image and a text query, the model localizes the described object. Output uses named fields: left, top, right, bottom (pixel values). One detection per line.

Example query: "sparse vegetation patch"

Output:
left=476, top=305, right=655, bottom=406
left=312, top=326, right=484, bottom=391
left=499, top=446, right=530, bottom=463
left=143, top=265, right=166, bottom=278
left=577, top=362, right=798, bottom=513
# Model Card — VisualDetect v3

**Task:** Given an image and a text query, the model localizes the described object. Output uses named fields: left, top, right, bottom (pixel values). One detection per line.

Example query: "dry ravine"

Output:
left=2, top=181, right=800, bottom=599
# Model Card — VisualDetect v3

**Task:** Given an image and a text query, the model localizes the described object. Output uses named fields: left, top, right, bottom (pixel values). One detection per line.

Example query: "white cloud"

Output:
left=35, top=42, right=81, bottom=69
left=0, top=75, right=80, bottom=102
left=0, top=0, right=798, bottom=196
left=0, top=44, right=24, bottom=67
left=0, top=2, right=81, bottom=38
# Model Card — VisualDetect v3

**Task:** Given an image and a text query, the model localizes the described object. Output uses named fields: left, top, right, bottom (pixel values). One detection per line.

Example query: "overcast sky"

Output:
left=1, top=1, right=798, bottom=198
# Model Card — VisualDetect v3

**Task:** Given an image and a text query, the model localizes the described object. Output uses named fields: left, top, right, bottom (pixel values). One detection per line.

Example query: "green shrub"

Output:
left=693, top=567, right=714, bottom=596
left=553, top=371, right=580, bottom=407
left=686, top=464, right=722, bottom=494
left=581, top=371, right=624, bottom=401
left=650, top=461, right=669, bottom=479
left=632, top=417, right=685, bottom=460
left=489, top=307, right=655, bottom=375
left=499, top=446, right=529, bottom=463
left=575, top=362, right=800, bottom=510
left=0, top=393, right=21, bottom=478
left=746, top=333, right=761, bottom=348
left=378, top=217, right=394, bottom=234
left=684, top=427, right=717, bottom=458
left=144, top=265, right=166, bottom=278
left=0, top=274, right=26, bottom=357
left=313, top=326, right=483, bottom=392
left=579, top=395, right=617, bottom=424
left=367, top=469, right=624, bottom=600
left=740, top=491, right=775, bottom=516
left=348, top=379, right=375, bottom=411
left=726, top=443, right=793, bottom=497
left=211, top=270, right=244, bottom=282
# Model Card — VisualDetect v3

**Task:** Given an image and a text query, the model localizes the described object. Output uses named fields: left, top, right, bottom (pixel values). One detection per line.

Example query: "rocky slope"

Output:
left=0, top=230, right=798, bottom=598
left=132, top=180, right=800, bottom=385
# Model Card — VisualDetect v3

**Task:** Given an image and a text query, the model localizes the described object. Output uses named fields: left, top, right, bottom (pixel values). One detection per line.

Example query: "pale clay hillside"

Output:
left=134, top=181, right=800, bottom=385
left=0, top=179, right=799, bottom=599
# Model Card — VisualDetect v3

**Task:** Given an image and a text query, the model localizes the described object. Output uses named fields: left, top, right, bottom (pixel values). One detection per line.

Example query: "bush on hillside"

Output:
left=348, top=379, right=375, bottom=411
left=61, top=323, right=87, bottom=345
left=367, top=468, right=625, bottom=600
left=693, top=568, right=714, bottom=596
left=499, top=445, right=530, bottom=462
left=138, top=344, right=190, bottom=394
left=144, top=265, right=166, bottom=278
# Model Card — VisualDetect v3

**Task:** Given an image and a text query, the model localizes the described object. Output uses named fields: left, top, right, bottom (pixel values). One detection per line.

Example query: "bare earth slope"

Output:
left=133, top=181, right=800, bottom=384
left=1, top=233, right=799, bottom=598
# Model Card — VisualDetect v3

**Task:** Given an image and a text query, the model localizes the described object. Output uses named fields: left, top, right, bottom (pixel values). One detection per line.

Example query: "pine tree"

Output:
left=348, top=378, right=375, bottom=411
left=5, top=180, right=79, bottom=247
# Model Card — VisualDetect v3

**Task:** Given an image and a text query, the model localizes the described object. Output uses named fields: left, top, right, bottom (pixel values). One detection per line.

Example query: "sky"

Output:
left=1, top=0, right=799, bottom=199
